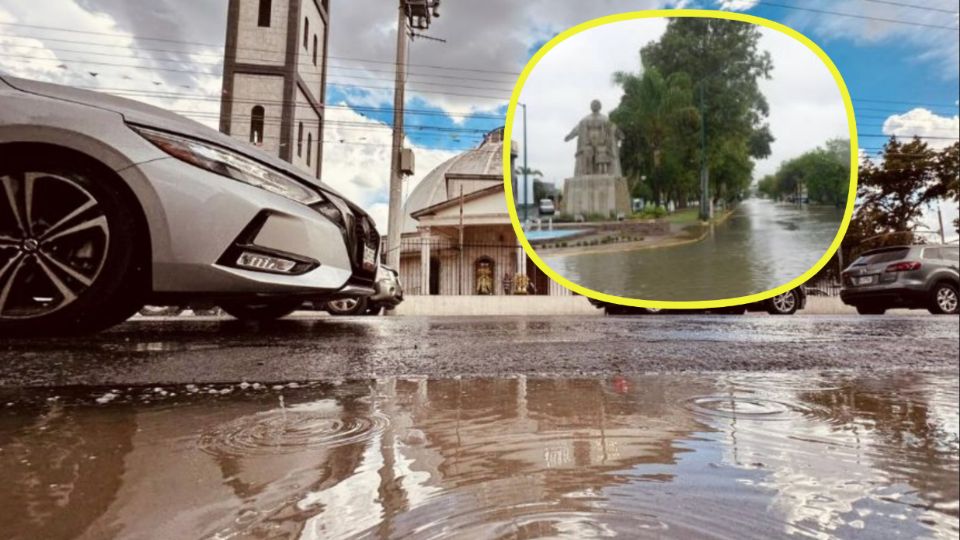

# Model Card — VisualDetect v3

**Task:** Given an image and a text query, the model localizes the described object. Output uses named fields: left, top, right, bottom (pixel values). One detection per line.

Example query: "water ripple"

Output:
left=198, top=402, right=389, bottom=457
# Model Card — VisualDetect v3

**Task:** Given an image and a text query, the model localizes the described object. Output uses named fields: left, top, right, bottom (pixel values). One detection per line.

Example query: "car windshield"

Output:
left=853, top=247, right=910, bottom=265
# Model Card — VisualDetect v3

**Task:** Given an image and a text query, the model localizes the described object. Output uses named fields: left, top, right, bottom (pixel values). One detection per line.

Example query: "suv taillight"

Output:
left=884, top=261, right=921, bottom=273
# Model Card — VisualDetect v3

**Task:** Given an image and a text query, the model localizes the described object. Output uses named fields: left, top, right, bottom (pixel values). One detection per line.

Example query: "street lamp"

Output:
left=698, top=83, right=710, bottom=222
left=519, top=102, right=528, bottom=223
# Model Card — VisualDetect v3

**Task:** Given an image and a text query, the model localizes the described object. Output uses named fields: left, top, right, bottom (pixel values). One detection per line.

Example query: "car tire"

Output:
left=928, top=282, right=959, bottom=315
left=325, top=296, right=369, bottom=316
left=0, top=152, right=145, bottom=335
left=766, top=291, right=799, bottom=315
left=856, top=305, right=886, bottom=315
left=220, top=298, right=303, bottom=321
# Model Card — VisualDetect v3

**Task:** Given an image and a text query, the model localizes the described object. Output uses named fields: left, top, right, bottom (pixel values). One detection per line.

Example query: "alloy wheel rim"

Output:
left=0, top=171, right=110, bottom=319
left=772, top=292, right=795, bottom=313
left=329, top=298, right=358, bottom=312
left=937, top=288, right=957, bottom=313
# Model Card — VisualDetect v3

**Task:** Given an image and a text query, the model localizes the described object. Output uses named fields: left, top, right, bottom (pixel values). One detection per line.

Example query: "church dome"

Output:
left=402, top=127, right=514, bottom=234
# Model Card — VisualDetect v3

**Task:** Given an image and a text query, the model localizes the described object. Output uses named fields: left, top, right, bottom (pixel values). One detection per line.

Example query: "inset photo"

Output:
left=507, top=13, right=856, bottom=303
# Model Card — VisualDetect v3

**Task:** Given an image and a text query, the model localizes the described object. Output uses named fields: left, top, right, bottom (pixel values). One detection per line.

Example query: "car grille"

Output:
left=310, top=198, right=379, bottom=286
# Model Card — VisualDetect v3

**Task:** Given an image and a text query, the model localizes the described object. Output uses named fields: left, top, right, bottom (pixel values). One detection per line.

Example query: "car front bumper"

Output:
left=121, top=157, right=378, bottom=296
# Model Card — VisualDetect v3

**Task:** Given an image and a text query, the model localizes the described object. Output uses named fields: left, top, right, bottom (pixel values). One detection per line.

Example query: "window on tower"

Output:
left=257, top=0, right=271, bottom=27
left=307, top=132, right=313, bottom=166
left=297, top=122, right=304, bottom=157
left=313, top=35, right=318, bottom=66
left=250, top=106, right=265, bottom=145
left=304, top=18, right=309, bottom=49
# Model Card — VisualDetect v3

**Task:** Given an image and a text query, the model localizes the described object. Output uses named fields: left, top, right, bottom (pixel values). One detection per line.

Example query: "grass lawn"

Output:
left=664, top=207, right=701, bottom=225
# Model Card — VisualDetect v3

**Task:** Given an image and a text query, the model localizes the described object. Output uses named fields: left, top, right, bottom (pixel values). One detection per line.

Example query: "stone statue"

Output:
left=563, top=99, right=624, bottom=177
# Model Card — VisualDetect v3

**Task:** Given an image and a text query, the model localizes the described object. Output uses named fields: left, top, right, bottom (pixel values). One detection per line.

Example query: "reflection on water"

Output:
left=0, top=371, right=956, bottom=539
left=541, top=199, right=844, bottom=300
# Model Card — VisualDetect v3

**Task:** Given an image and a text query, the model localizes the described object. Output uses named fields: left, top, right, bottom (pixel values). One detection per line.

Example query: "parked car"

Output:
left=840, top=244, right=959, bottom=315
left=0, top=76, right=379, bottom=333
left=589, top=288, right=807, bottom=315
left=538, top=198, right=556, bottom=216
left=322, top=264, right=404, bottom=316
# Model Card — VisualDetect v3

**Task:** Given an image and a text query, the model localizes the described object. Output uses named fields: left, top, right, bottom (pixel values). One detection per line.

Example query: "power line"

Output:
left=0, top=37, right=518, bottom=86
left=0, top=22, right=522, bottom=76
left=857, top=0, right=958, bottom=15
left=860, top=133, right=959, bottom=140
left=754, top=1, right=959, bottom=30
left=62, top=85, right=505, bottom=119
left=0, top=53, right=514, bottom=97
left=854, top=97, right=959, bottom=108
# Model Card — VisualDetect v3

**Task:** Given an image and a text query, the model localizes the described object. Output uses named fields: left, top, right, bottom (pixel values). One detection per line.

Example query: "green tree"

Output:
left=640, top=18, right=774, bottom=208
left=857, top=137, right=949, bottom=233
left=611, top=66, right=700, bottom=207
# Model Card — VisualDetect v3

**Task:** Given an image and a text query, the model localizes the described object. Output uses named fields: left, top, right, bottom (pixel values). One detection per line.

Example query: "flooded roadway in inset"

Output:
left=542, top=199, right=845, bottom=300
left=2, top=370, right=956, bottom=539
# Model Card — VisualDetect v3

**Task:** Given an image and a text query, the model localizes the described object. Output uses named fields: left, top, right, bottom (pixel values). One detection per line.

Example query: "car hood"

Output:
left=2, top=76, right=370, bottom=217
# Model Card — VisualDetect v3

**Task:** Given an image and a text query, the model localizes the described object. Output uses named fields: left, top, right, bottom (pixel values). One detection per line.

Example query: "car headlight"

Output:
left=132, top=126, right=322, bottom=205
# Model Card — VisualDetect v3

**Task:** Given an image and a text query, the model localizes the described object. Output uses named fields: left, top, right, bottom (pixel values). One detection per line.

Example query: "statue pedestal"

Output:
left=562, top=175, right=631, bottom=217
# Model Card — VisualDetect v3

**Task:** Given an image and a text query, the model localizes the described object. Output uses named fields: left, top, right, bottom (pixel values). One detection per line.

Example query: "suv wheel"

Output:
left=928, top=283, right=959, bottom=315
left=856, top=305, right=886, bottom=315
left=0, top=155, right=143, bottom=335
left=325, top=296, right=369, bottom=316
left=221, top=298, right=303, bottom=321
left=766, top=291, right=799, bottom=315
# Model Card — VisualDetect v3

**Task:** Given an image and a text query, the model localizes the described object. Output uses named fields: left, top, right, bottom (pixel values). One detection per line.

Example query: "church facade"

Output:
left=399, top=128, right=570, bottom=297
left=219, top=0, right=329, bottom=178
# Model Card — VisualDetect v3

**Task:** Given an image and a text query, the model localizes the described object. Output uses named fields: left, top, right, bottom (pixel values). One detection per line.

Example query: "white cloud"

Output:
left=517, top=19, right=850, bottom=185
left=716, top=0, right=759, bottom=10
left=321, top=104, right=458, bottom=232
left=882, top=108, right=960, bottom=150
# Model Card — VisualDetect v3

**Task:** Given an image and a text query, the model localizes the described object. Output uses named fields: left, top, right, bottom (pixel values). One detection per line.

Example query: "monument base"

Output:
left=562, top=175, right=631, bottom=217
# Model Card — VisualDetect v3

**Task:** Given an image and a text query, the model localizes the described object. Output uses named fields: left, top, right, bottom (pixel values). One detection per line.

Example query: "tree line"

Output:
left=756, top=138, right=850, bottom=206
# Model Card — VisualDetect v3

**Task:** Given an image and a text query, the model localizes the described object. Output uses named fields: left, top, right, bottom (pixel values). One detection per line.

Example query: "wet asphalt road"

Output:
left=0, top=315, right=957, bottom=387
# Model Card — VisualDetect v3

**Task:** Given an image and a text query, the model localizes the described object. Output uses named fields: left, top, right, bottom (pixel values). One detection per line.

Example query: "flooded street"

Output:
left=542, top=199, right=844, bottom=300
left=1, top=371, right=956, bottom=539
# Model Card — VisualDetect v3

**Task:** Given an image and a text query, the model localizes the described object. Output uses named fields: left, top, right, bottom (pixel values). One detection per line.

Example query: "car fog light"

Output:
left=237, top=251, right=297, bottom=273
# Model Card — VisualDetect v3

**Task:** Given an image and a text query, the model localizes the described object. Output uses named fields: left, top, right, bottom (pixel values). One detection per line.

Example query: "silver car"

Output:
left=0, top=76, right=379, bottom=333
left=841, top=244, right=959, bottom=315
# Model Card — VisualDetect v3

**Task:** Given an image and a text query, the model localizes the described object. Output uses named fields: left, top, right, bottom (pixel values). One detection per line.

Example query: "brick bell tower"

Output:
left=219, top=0, right=329, bottom=179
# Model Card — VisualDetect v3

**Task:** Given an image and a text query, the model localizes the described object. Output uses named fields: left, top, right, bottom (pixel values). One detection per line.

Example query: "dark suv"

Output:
left=840, top=244, right=959, bottom=315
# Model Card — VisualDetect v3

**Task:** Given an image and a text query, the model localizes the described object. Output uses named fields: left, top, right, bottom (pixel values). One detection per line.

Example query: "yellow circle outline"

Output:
left=503, top=9, right=858, bottom=309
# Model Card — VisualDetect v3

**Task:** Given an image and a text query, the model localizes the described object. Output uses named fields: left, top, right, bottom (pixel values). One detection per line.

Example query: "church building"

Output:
left=219, top=0, right=329, bottom=178
left=399, top=128, right=569, bottom=297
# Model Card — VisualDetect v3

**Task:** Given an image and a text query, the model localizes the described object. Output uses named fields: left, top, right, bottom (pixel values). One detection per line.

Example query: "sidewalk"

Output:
left=389, top=295, right=928, bottom=316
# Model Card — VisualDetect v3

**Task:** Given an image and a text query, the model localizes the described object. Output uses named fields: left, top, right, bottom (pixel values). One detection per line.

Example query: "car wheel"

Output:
left=856, top=305, right=886, bottom=315
left=928, top=282, right=959, bottom=315
left=0, top=154, right=144, bottom=335
left=220, top=298, right=303, bottom=321
left=325, top=296, right=369, bottom=316
left=766, top=291, right=799, bottom=315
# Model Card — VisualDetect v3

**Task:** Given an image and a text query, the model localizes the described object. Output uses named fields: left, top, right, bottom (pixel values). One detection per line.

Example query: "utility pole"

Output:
left=520, top=102, right=528, bottom=223
left=937, top=204, right=946, bottom=244
left=698, top=83, right=710, bottom=222
left=385, top=0, right=441, bottom=271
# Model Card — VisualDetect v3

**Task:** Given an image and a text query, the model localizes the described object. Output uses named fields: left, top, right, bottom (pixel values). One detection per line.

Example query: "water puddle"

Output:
left=0, top=371, right=956, bottom=539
